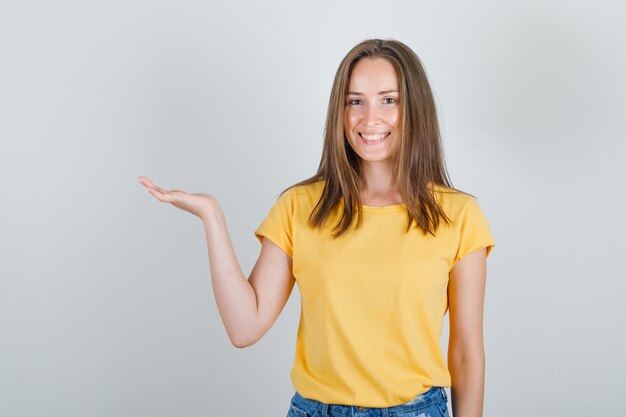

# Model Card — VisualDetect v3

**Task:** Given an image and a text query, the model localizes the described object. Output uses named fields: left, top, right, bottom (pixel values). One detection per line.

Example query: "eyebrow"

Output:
left=347, top=90, right=399, bottom=95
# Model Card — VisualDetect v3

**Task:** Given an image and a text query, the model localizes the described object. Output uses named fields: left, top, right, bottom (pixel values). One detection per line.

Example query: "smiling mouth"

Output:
left=359, top=132, right=390, bottom=143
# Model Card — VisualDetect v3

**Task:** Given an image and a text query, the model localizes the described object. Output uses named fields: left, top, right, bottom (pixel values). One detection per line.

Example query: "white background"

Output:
left=1, top=1, right=624, bottom=416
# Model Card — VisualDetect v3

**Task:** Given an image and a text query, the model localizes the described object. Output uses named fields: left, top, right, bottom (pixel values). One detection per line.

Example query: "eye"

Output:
left=347, top=98, right=362, bottom=105
left=383, top=97, right=398, bottom=104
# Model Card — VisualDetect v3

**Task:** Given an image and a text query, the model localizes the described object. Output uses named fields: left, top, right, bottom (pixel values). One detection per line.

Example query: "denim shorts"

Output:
left=286, top=386, right=450, bottom=417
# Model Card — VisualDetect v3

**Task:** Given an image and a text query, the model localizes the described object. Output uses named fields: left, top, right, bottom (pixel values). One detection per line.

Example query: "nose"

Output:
left=365, top=103, right=380, bottom=126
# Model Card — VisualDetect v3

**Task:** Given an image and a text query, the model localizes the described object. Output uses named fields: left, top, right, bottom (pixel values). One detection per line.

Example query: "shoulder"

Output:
left=430, top=183, right=487, bottom=224
left=264, top=180, right=325, bottom=217
left=431, top=183, right=475, bottom=209
left=279, top=180, right=325, bottom=205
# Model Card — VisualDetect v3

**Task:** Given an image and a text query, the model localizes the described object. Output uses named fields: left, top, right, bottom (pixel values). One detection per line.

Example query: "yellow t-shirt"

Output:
left=254, top=180, right=495, bottom=407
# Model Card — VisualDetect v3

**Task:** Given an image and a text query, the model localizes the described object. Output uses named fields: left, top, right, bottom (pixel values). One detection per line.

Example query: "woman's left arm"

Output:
left=448, top=247, right=488, bottom=417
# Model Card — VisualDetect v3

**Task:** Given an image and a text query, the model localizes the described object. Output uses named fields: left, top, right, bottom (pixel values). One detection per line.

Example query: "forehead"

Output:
left=348, top=57, right=398, bottom=91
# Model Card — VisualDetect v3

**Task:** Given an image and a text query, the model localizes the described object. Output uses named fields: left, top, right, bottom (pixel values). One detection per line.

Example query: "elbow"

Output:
left=229, top=332, right=260, bottom=349
left=448, top=340, right=485, bottom=366
left=226, top=315, right=265, bottom=348
left=448, top=347, right=485, bottom=369
left=231, top=338, right=252, bottom=349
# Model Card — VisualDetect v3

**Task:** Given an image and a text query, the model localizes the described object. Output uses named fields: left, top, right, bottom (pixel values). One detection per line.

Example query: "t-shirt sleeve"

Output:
left=254, top=189, right=295, bottom=257
left=451, top=197, right=496, bottom=269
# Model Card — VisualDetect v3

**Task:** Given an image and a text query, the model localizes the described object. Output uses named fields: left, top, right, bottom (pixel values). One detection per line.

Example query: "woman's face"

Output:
left=344, top=57, right=400, bottom=165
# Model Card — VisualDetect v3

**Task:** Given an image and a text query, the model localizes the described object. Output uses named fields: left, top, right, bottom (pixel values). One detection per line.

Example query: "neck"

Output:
left=360, top=160, right=398, bottom=195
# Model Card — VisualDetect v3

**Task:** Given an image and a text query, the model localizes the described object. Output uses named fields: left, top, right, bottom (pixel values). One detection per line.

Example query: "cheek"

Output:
left=344, top=111, right=359, bottom=132
left=385, top=108, right=400, bottom=127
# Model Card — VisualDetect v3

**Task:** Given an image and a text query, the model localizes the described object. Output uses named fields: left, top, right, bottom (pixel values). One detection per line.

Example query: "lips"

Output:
left=359, top=132, right=390, bottom=144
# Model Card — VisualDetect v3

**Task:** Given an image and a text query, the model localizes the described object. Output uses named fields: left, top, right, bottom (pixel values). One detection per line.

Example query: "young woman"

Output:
left=138, top=39, right=495, bottom=417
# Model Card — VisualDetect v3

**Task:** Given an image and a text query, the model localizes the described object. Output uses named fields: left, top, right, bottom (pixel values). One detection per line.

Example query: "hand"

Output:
left=137, top=176, right=219, bottom=222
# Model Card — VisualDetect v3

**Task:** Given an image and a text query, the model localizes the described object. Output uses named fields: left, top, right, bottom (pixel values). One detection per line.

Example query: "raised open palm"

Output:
left=137, top=176, right=218, bottom=221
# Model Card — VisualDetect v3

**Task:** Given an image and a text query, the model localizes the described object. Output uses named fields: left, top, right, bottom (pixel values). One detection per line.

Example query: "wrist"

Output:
left=200, top=199, right=224, bottom=225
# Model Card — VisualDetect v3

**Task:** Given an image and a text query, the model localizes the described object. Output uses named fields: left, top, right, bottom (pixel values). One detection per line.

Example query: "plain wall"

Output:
left=1, top=1, right=624, bottom=416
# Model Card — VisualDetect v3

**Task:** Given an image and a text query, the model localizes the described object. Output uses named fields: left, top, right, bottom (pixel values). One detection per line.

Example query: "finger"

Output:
left=145, top=186, right=177, bottom=203
left=138, top=176, right=159, bottom=190
left=138, top=176, right=153, bottom=190
left=137, top=176, right=152, bottom=187
left=138, top=177, right=168, bottom=194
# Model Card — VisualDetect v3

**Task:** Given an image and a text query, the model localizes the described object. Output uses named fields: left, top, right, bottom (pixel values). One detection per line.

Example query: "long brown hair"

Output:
left=284, top=38, right=469, bottom=238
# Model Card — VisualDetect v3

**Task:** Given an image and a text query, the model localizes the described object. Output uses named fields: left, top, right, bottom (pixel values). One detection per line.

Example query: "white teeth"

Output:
left=360, top=133, right=388, bottom=141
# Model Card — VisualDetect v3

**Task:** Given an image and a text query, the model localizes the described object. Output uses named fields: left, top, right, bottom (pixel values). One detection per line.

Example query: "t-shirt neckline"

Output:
left=361, top=202, right=407, bottom=212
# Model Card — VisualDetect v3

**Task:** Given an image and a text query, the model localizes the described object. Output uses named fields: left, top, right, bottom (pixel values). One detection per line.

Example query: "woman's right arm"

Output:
left=138, top=176, right=295, bottom=348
